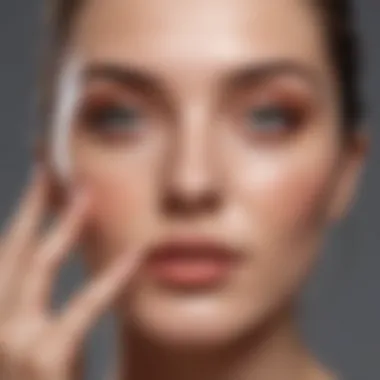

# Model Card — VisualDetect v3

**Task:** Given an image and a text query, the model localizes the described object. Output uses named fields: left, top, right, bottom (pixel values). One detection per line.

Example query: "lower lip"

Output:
left=146, top=256, right=235, bottom=288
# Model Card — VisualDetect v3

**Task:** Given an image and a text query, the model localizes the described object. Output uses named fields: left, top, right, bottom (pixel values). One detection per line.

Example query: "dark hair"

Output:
left=314, top=0, right=362, bottom=132
left=38, top=0, right=362, bottom=136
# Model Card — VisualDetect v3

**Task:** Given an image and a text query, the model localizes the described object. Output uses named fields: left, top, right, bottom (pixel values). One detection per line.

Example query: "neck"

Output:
left=113, top=307, right=334, bottom=380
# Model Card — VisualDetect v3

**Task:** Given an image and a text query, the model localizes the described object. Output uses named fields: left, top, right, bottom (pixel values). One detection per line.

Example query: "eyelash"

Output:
left=242, top=103, right=304, bottom=139
left=78, top=95, right=306, bottom=144
left=79, top=101, right=144, bottom=135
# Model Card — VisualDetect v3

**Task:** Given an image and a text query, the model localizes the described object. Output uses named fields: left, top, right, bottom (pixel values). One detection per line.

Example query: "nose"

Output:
left=161, top=110, right=222, bottom=218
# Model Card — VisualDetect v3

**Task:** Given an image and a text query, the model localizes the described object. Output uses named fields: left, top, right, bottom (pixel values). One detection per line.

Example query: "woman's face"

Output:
left=60, top=0, right=363, bottom=346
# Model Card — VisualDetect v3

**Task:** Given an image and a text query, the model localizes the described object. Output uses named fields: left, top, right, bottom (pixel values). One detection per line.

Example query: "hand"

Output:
left=0, top=167, right=142, bottom=380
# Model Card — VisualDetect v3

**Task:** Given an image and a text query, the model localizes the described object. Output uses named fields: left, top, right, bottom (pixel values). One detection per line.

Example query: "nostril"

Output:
left=162, top=190, right=221, bottom=217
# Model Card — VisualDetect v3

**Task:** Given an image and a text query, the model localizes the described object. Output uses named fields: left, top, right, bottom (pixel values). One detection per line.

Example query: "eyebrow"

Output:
left=82, top=59, right=324, bottom=99
left=83, top=63, right=166, bottom=96
left=224, top=60, right=324, bottom=95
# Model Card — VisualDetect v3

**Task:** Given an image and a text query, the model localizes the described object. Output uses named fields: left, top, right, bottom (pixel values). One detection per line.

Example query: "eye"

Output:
left=246, top=104, right=298, bottom=135
left=84, top=104, right=142, bottom=132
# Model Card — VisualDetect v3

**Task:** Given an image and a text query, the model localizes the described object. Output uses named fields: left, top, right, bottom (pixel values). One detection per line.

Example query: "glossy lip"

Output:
left=144, top=237, right=243, bottom=289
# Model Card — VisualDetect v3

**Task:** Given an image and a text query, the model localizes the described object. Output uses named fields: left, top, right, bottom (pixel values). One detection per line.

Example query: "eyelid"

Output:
left=79, top=99, right=142, bottom=122
left=246, top=91, right=312, bottom=121
left=81, top=79, right=175, bottom=116
left=81, top=83, right=141, bottom=104
left=77, top=88, right=147, bottom=121
left=226, top=78, right=315, bottom=108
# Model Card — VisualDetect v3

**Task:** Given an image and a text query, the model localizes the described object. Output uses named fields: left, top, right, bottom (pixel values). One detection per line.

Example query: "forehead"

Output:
left=71, top=0, right=331, bottom=80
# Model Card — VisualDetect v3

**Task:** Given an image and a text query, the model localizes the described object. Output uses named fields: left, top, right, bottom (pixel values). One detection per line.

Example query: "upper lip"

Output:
left=145, top=237, right=242, bottom=263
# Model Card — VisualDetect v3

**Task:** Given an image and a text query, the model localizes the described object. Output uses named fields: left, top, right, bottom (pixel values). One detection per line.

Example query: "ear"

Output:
left=328, top=131, right=369, bottom=222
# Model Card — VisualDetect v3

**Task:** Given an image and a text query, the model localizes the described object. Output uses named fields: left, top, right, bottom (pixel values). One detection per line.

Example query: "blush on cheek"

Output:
left=241, top=156, right=337, bottom=240
left=80, top=171, right=146, bottom=257
left=73, top=145, right=161, bottom=261
left=273, top=167, right=332, bottom=230
left=95, top=178, right=141, bottom=221
left=234, top=159, right=337, bottom=295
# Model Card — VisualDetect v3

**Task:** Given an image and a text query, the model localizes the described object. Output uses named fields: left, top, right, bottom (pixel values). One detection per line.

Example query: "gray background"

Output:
left=0, top=1, right=379, bottom=379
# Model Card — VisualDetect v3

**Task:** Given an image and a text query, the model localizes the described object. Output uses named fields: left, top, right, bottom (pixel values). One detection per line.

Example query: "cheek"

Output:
left=234, top=146, right=339, bottom=248
left=253, top=162, right=330, bottom=230
left=228, top=145, right=340, bottom=303
left=91, top=173, right=143, bottom=225
left=72, top=146, right=160, bottom=255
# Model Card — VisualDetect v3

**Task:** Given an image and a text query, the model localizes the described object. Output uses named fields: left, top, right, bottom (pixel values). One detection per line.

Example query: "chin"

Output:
left=122, top=285, right=272, bottom=349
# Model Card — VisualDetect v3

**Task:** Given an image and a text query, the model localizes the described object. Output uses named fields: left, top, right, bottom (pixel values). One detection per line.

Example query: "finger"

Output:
left=0, top=167, right=48, bottom=296
left=1, top=166, right=47, bottom=250
left=17, top=188, right=92, bottom=314
left=53, top=245, right=144, bottom=348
